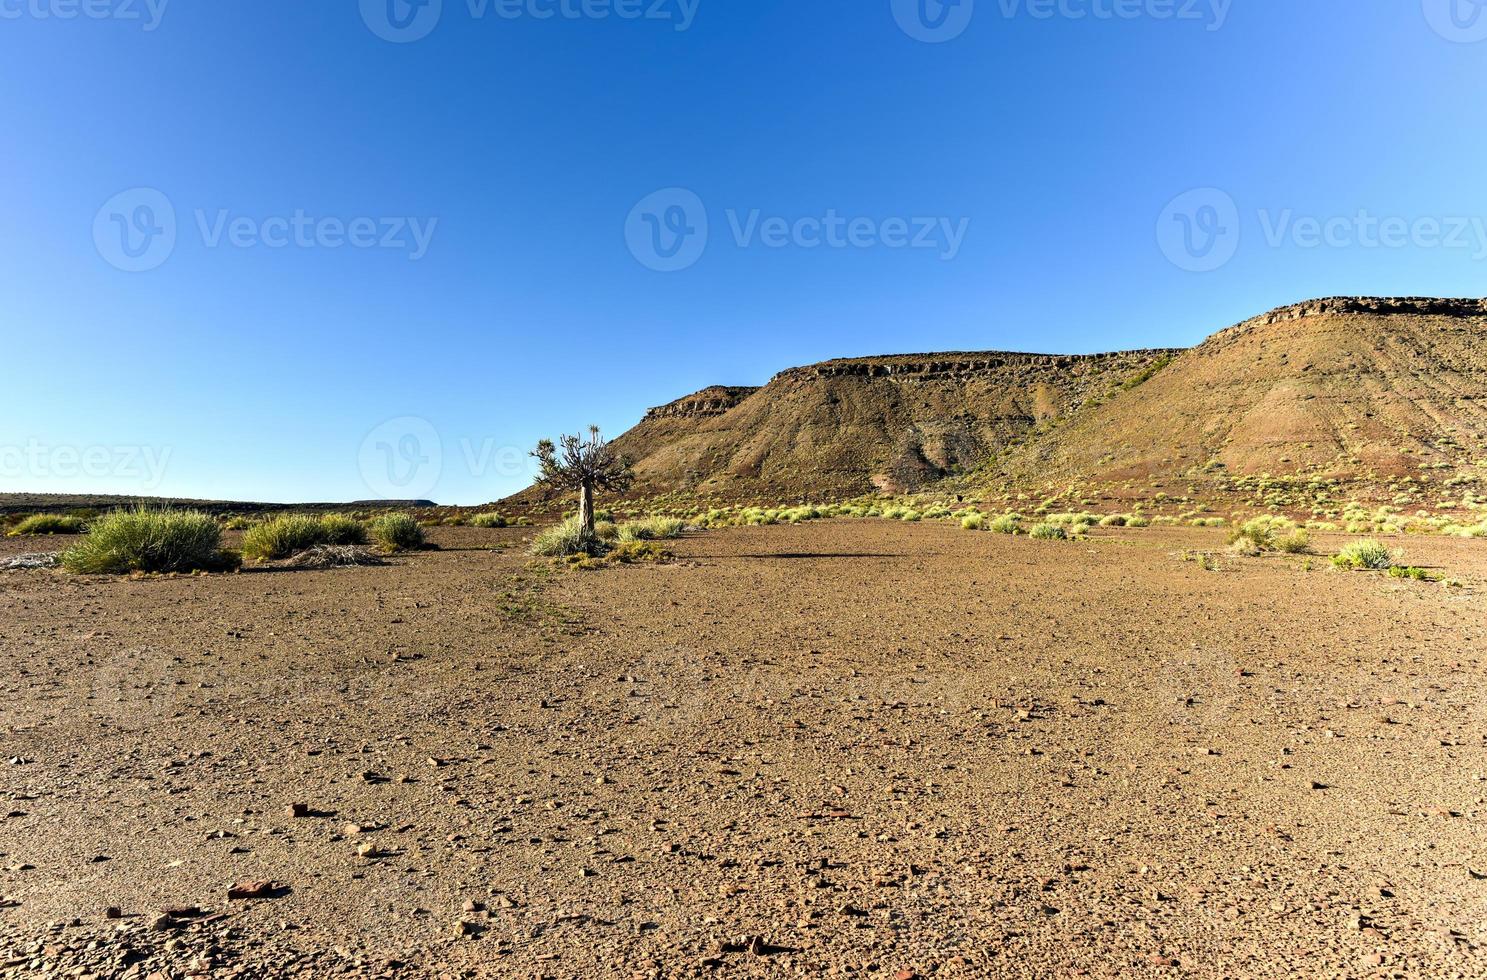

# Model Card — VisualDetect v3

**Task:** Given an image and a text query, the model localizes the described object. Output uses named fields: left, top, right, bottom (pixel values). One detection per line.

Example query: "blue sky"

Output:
left=2, top=0, right=1485, bottom=504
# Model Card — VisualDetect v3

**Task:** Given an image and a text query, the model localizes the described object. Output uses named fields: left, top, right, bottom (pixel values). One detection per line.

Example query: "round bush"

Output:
left=531, top=516, right=603, bottom=557
left=318, top=514, right=367, bottom=546
left=62, top=508, right=231, bottom=574
left=9, top=514, right=85, bottom=536
left=370, top=512, right=425, bottom=552
left=241, top=515, right=327, bottom=560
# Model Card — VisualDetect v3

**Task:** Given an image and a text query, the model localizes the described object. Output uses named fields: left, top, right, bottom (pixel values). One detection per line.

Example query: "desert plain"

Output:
left=1, top=518, right=1484, bottom=979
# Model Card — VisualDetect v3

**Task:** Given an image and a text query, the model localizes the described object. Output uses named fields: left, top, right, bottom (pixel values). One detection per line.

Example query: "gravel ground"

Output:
left=0, top=521, right=1484, bottom=978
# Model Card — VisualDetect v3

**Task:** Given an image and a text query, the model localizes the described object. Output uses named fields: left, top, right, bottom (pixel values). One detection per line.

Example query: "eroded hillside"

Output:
left=610, top=350, right=1177, bottom=499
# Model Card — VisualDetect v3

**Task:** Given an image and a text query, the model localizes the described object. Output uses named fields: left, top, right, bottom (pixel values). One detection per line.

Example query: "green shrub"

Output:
left=610, top=540, right=670, bottom=563
left=1098, top=514, right=1127, bottom=527
left=961, top=513, right=986, bottom=531
left=9, top=514, right=85, bottom=536
left=1029, top=523, right=1067, bottom=541
left=594, top=520, right=619, bottom=541
left=369, top=512, right=425, bottom=552
left=241, top=515, right=330, bottom=560
left=532, top=516, right=603, bottom=557
left=1229, top=516, right=1298, bottom=554
left=469, top=512, right=509, bottom=529
left=1388, top=565, right=1434, bottom=581
left=1332, top=539, right=1395, bottom=570
left=61, top=508, right=233, bottom=575
left=1046, top=512, right=1099, bottom=526
left=617, top=516, right=685, bottom=542
left=223, top=515, right=256, bottom=530
left=319, top=514, right=367, bottom=546
left=1275, top=530, right=1311, bottom=554
left=989, top=513, right=1022, bottom=535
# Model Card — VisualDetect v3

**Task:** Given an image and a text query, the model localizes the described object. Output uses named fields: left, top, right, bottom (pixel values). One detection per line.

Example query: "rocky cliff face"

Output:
left=504, top=297, right=1487, bottom=507
left=608, top=348, right=1177, bottom=499
left=990, top=297, right=1487, bottom=490
left=641, top=386, right=759, bottom=421
left=773, top=349, right=1174, bottom=382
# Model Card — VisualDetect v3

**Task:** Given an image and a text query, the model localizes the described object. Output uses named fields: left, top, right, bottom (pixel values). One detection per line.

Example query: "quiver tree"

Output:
left=532, top=426, right=633, bottom=540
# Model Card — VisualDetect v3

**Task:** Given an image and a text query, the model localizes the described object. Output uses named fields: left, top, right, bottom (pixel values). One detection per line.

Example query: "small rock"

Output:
left=227, top=880, right=282, bottom=900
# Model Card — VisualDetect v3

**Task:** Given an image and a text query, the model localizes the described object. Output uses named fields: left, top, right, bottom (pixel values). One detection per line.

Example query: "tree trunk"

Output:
left=578, top=480, right=595, bottom=538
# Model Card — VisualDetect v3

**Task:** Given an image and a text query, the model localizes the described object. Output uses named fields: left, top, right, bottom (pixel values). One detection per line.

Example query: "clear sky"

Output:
left=3, top=0, right=1485, bottom=504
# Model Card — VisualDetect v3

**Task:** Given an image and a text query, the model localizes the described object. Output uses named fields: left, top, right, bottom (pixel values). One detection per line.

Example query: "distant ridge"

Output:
left=0, top=493, right=437, bottom=516
left=524, top=296, right=1487, bottom=505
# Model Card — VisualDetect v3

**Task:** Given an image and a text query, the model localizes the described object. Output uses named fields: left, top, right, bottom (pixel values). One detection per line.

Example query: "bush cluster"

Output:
left=9, top=514, right=86, bottom=536
left=61, top=508, right=235, bottom=574
left=531, top=516, right=603, bottom=557
left=242, top=514, right=367, bottom=560
left=1332, top=539, right=1395, bottom=570
left=369, top=513, right=424, bottom=552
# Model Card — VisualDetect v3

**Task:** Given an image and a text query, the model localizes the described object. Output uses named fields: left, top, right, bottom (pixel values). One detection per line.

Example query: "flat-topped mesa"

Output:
left=773, top=348, right=1179, bottom=382
left=642, top=385, right=760, bottom=421
left=1224, top=295, right=1487, bottom=334
left=508, top=295, right=1487, bottom=508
